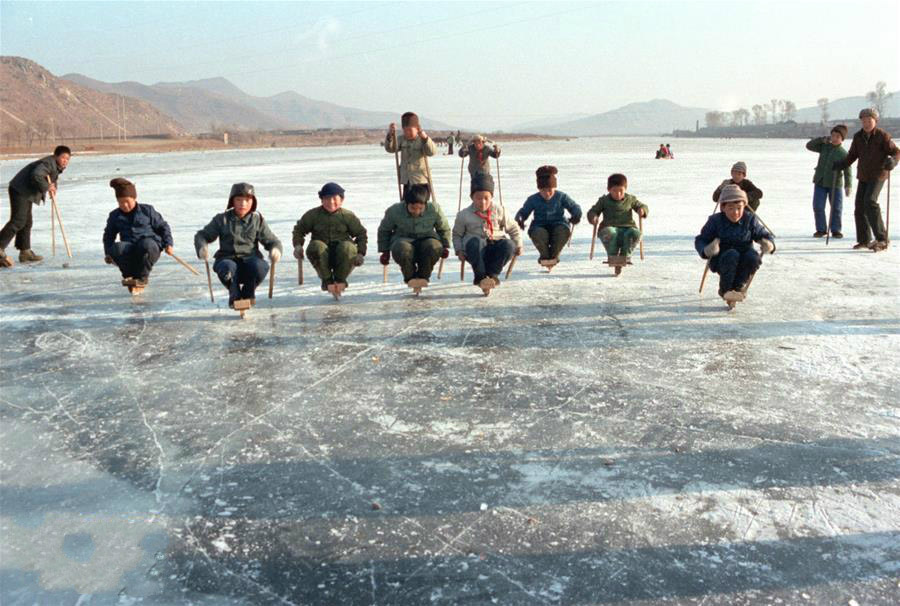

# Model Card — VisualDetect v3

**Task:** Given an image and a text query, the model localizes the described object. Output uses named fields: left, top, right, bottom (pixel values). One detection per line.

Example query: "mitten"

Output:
left=703, top=238, right=720, bottom=258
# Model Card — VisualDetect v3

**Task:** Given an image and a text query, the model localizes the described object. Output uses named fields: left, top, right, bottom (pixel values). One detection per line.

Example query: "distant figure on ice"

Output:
left=587, top=173, right=647, bottom=274
left=377, top=183, right=451, bottom=292
left=515, top=165, right=581, bottom=270
left=195, top=183, right=282, bottom=307
left=655, top=144, right=669, bottom=159
left=832, top=108, right=899, bottom=252
left=0, top=145, right=71, bottom=268
left=713, top=161, right=763, bottom=211
left=384, top=112, right=436, bottom=197
left=805, top=124, right=852, bottom=238
left=446, top=134, right=455, bottom=155
left=459, top=135, right=501, bottom=178
left=453, top=173, right=522, bottom=296
left=103, top=178, right=173, bottom=292
left=293, top=182, right=367, bottom=299
left=666, top=143, right=674, bottom=159
left=695, top=184, right=775, bottom=307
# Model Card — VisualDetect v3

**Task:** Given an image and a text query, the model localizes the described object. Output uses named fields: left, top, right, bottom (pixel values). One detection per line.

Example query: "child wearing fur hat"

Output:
left=805, top=125, right=852, bottom=238
left=377, top=183, right=451, bottom=287
left=695, top=184, right=775, bottom=305
left=293, top=182, right=368, bottom=297
left=832, top=108, right=899, bottom=251
left=459, top=135, right=501, bottom=178
left=515, top=166, right=582, bottom=266
left=384, top=112, right=436, bottom=194
left=587, top=173, right=646, bottom=266
left=103, top=178, right=174, bottom=289
left=453, top=173, right=523, bottom=295
left=713, top=162, right=763, bottom=211
left=194, top=182, right=282, bottom=307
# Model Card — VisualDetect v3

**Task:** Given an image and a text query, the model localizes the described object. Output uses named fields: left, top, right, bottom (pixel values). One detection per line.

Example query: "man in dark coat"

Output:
left=0, top=145, right=71, bottom=268
left=833, top=108, right=899, bottom=251
left=103, top=178, right=174, bottom=287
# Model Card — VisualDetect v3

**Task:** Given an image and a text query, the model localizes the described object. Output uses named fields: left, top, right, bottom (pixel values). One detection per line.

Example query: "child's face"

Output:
left=730, top=170, right=745, bottom=183
left=722, top=201, right=745, bottom=223
left=406, top=201, right=426, bottom=217
left=232, top=195, right=253, bottom=218
left=474, top=140, right=484, bottom=150
left=861, top=116, right=876, bottom=133
left=538, top=187, right=556, bottom=200
left=320, top=194, right=344, bottom=213
left=116, top=196, right=137, bottom=213
left=471, top=190, right=493, bottom=211
left=608, top=185, right=626, bottom=201
left=403, top=125, right=419, bottom=139
left=830, top=132, right=844, bottom=146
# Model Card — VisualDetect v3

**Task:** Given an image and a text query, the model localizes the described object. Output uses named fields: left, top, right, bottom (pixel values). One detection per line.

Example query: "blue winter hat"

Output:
left=318, top=182, right=345, bottom=198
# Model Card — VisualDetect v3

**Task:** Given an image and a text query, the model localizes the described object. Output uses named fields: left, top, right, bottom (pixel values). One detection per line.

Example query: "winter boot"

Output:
left=871, top=240, right=888, bottom=252
left=18, top=249, right=43, bottom=263
left=831, top=232, right=843, bottom=239
left=0, top=249, right=12, bottom=269
left=813, top=231, right=826, bottom=238
left=853, top=242, right=872, bottom=250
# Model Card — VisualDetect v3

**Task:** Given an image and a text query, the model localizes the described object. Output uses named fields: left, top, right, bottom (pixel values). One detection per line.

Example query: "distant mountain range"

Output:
left=0, top=56, right=183, bottom=143
left=62, top=73, right=455, bottom=133
left=513, top=99, right=710, bottom=136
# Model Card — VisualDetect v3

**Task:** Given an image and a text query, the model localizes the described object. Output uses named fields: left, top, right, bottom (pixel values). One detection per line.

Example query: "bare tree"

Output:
left=770, top=99, right=780, bottom=123
left=783, top=100, right=797, bottom=122
left=705, top=111, right=726, bottom=128
left=817, top=98, right=829, bottom=124
left=752, top=104, right=767, bottom=125
left=866, top=81, right=893, bottom=116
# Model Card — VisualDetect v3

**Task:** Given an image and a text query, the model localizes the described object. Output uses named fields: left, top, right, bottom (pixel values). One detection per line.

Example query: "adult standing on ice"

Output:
left=453, top=173, right=522, bottom=295
left=832, top=108, right=899, bottom=252
left=0, top=145, right=71, bottom=268
left=515, top=166, right=581, bottom=268
left=194, top=183, right=282, bottom=307
left=384, top=112, right=436, bottom=197
left=103, top=178, right=174, bottom=289
left=805, top=125, right=852, bottom=238
left=292, top=182, right=367, bottom=298
left=695, top=184, right=775, bottom=306
left=713, top=162, right=763, bottom=211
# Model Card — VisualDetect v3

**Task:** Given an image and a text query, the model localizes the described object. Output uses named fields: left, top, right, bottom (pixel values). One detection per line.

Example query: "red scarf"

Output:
left=477, top=148, right=484, bottom=165
left=475, top=207, right=494, bottom=238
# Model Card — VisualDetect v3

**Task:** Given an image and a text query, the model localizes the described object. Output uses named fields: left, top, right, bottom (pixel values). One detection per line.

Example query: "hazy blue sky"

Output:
left=2, top=0, right=898, bottom=128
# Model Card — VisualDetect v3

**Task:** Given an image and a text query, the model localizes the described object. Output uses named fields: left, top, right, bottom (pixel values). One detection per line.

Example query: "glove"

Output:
left=352, top=254, right=365, bottom=267
left=759, top=239, right=775, bottom=255
left=379, top=251, right=390, bottom=265
left=293, top=245, right=304, bottom=260
left=197, top=246, right=208, bottom=260
left=269, top=248, right=281, bottom=263
left=516, top=218, right=525, bottom=230
left=494, top=146, right=501, bottom=157
left=441, top=247, right=450, bottom=259
left=703, top=238, right=720, bottom=258
left=104, top=255, right=113, bottom=265
left=456, top=251, right=466, bottom=262
left=885, top=157, right=897, bottom=171
left=587, top=213, right=598, bottom=226
left=570, top=216, right=581, bottom=226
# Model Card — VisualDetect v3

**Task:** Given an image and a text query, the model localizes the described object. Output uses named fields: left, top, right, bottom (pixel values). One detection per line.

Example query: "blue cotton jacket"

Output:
left=103, top=203, right=173, bottom=256
left=515, top=191, right=582, bottom=231
left=694, top=211, right=773, bottom=258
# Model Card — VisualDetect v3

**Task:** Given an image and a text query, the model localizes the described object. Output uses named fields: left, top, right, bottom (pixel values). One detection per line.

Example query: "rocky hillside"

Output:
left=0, top=56, right=184, bottom=145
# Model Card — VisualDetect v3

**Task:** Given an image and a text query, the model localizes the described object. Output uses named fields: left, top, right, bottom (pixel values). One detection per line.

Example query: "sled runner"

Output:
left=408, top=278, right=428, bottom=296
left=479, top=277, right=497, bottom=296
left=232, top=298, right=252, bottom=318
left=539, top=259, right=559, bottom=272
left=122, top=277, right=146, bottom=296
left=603, top=255, right=632, bottom=276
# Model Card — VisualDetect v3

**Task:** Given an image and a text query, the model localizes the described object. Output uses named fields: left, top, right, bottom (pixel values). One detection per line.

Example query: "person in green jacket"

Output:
left=806, top=124, right=852, bottom=238
left=194, top=182, right=282, bottom=307
left=587, top=173, right=648, bottom=263
left=293, top=182, right=367, bottom=297
left=377, top=184, right=451, bottom=287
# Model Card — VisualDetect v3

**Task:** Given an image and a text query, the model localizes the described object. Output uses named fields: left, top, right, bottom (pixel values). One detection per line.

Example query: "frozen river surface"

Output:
left=1, top=137, right=898, bottom=605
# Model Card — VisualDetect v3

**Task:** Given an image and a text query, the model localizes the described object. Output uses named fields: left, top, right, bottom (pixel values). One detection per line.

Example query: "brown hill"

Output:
left=0, top=56, right=184, bottom=146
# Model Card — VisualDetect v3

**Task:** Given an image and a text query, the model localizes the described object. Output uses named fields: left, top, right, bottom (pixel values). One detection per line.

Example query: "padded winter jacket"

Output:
left=458, top=142, right=500, bottom=177
left=586, top=193, right=645, bottom=229
left=8, top=155, right=62, bottom=204
left=695, top=212, right=773, bottom=258
left=292, top=207, right=368, bottom=256
left=452, top=202, right=522, bottom=253
left=712, top=178, right=763, bottom=209
left=806, top=137, right=852, bottom=188
left=103, top=204, right=173, bottom=256
left=517, top=191, right=582, bottom=231
left=384, top=133, right=436, bottom=185
left=836, top=127, right=900, bottom=182
left=194, top=210, right=282, bottom=261
left=377, top=201, right=451, bottom=252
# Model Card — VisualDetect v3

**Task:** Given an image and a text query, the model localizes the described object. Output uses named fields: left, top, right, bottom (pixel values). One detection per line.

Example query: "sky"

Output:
left=2, top=0, right=898, bottom=129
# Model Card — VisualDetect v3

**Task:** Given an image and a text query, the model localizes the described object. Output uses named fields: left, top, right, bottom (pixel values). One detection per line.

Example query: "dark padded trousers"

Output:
left=0, top=188, right=34, bottom=251
left=214, top=256, right=269, bottom=301
left=110, top=238, right=161, bottom=280
left=711, top=248, right=761, bottom=295
left=391, top=237, right=442, bottom=282
left=529, top=224, right=570, bottom=260
left=307, top=240, right=357, bottom=285
left=464, top=237, right=515, bottom=282
left=853, top=180, right=886, bottom=244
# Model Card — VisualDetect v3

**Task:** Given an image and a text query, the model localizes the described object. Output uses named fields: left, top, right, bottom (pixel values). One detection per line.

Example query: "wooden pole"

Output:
left=268, top=259, right=276, bottom=298
left=437, top=257, right=444, bottom=279
left=886, top=172, right=891, bottom=244
left=699, top=261, right=710, bottom=294
left=504, top=253, right=518, bottom=280
left=638, top=214, right=645, bottom=260
left=393, top=130, right=402, bottom=202
left=47, top=177, right=72, bottom=257
left=589, top=221, right=598, bottom=260
left=204, top=258, right=215, bottom=302
left=457, top=157, right=464, bottom=212
left=297, top=259, right=304, bottom=285
left=460, top=258, right=465, bottom=281
left=382, top=263, right=388, bottom=284
left=169, top=252, right=200, bottom=275
left=51, top=199, right=56, bottom=256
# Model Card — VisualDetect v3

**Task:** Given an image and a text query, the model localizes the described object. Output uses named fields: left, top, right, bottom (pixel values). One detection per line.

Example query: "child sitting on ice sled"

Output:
left=695, top=184, right=775, bottom=306
left=587, top=173, right=647, bottom=274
